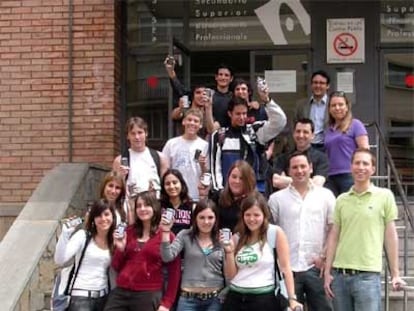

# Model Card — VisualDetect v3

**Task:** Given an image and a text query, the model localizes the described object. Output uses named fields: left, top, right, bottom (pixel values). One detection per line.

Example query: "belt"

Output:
left=180, top=289, right=220, bottom=300
left=71, top=288, right=108, bottom=298
left=311, top=143, right=324, bottom=148
left=334, top=268, right=371, bottom=275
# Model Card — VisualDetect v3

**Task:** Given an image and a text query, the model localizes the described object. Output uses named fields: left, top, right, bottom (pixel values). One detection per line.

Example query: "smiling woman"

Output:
left=324, top=91, right=370, bottom=196
left=104, top=191, right=181, bottom=311
left=54, top=199, right=116, bottom=311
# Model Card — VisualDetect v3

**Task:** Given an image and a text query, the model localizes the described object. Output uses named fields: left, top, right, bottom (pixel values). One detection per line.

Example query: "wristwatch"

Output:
left=288, top=294, right=298, bottom=301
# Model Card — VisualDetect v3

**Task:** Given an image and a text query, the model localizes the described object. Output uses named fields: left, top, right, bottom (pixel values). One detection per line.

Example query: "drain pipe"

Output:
left=68, top=0, right=74, bottom=162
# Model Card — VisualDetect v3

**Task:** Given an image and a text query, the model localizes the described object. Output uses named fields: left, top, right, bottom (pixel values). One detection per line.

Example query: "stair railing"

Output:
left=366, top=122, right=413, bottom=311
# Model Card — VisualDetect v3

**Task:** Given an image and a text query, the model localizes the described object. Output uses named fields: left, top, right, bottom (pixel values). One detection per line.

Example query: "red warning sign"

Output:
left=333, top=33, right=358, bottom=57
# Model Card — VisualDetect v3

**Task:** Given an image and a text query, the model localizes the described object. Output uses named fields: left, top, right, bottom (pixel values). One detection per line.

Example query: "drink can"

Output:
left=182, top=95, right=190, bottom=109
left=121, top=157, right=129, bottom=167
left=164, top=208, right=175, bottom=224
left=200, top=173, right=211, bottom=187
left=194, top=149, right=202, bottom=161
left=65, top=217, right=83, bottom=228
left=221, top=228, right=231, bottom=244
left=116, top=223, right=127, bottom=238
left=204, top=88, right=214, bottom=98
left=257, top=77, right=267, bottom=91
left=166, top=55, right=175, bottom=65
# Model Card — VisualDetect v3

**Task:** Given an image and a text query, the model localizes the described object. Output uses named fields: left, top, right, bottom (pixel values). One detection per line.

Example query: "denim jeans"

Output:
left=294, top=267, right=332, bottom=311
left=331, top=271, right=381, bottom=311
left=222, top=290, right=280, bottom=311
left=325, top=173, right=353, bottom=197
left=176, top=295, right=222, bottom=311
left=68, top=295, right=107, bottom=311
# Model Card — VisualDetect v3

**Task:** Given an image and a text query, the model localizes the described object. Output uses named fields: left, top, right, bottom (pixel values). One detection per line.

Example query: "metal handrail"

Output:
left=365, top=122, right=414, bottom=232
left=366, top=121, right=413, bottom=311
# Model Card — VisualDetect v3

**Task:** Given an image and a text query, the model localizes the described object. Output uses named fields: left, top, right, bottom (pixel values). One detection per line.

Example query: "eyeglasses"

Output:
left=330, top=91, right=346, bottom=98
left=311, top=80, right=328, bottom=85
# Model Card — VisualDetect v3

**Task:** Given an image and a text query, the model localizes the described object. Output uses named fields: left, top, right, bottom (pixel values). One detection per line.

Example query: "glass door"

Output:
left=381, top=50, right=414, bottom=194
left=250, top=50, right=311, bottom=153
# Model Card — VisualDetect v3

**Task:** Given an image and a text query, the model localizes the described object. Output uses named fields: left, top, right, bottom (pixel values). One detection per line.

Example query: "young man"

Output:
left=295, top=70, right=330, bottom=151
left=324, top=149, right=406, bottom=311
left=210, top=86, right=286, bottom=194
left=113, top=117, right=169, bottom=196
left=165, top=57, right=233, bottom=132
left=171, top=84, right=215, bottom=138
left=268, top=151, right=335, bottom=310
left=272, top=118, right=329, bottom=190
left=162, top=109, right=209, bottom=202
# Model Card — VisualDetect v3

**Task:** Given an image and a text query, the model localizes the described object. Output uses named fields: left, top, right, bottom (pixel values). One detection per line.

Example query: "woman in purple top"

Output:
left=324, top=91, right=369, bottom=196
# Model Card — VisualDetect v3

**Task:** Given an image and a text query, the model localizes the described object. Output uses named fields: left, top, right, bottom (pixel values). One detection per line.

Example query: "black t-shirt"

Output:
left=162, top=201, right=192, bottom=235
left=212, top=90, right=232, bottom=128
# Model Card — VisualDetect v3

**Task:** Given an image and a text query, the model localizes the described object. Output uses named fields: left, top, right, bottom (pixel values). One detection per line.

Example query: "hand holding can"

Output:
left=163, top=208, right=176, bottom=224
left=220, top=228, right=232, bottom=245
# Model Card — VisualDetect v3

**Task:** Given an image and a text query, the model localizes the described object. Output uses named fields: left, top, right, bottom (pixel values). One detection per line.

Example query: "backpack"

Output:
left=122, top=147, right=161, bottom=177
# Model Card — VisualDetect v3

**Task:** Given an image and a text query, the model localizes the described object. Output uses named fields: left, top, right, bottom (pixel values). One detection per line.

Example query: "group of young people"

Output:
left=54, top=61, right=406, bottom=311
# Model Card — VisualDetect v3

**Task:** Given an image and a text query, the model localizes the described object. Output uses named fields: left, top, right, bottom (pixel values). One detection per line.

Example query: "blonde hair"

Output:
left=328, top=91, right=353, bottom=133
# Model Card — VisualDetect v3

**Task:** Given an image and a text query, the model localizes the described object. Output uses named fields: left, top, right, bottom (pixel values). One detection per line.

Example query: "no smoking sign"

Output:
left=327, top=18, right=365, bottom=64
left=334, top=33, right=358, bottom=56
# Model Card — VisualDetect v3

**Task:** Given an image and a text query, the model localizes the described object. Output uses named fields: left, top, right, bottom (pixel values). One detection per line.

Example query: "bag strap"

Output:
left=66, top=231, right=92, bottom=295
left=267, top=224, right=283, bottom=281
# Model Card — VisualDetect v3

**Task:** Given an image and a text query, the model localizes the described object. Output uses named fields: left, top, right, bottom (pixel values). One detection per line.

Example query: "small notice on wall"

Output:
left=327, top=18, right=365, bottom=64
left=265, top=70, right=296, bottom=93
left=337, top=71, right=354, bottom=93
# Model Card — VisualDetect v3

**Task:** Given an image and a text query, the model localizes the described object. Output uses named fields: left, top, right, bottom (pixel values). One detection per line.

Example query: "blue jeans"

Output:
left=294, top=267, right=332, bottom=311
left=325, top=173, right=353, bottom=197
left=176, top=295, right=222, bottom=311
left=331, top=271, right=381, bottom=311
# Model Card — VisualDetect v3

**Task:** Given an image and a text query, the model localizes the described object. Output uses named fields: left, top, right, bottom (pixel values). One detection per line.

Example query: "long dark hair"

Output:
left=234, top=192, right=270, bottom=255
left=190, top=199, right=219, bottom=244
left=134, top=191, right=161, bottom=238
left=99, top=171, right=126, bottom=222
left=160, top=169, right=191, bottom=205
left=85, top=199, right=116, bottom=253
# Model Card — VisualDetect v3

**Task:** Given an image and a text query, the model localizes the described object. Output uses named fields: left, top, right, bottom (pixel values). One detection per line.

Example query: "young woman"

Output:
left=99, top=171, right=127, bottom=225
left=221, top=192, right=302, bottom=311
left=160, top=199, right=226, bottom=311
left=104, top=191, right=181, bottom=311
left=324, top=91, right=369, bottom=196
left=54, top=199, right=116, bottom=311
left=160, top=169, right=193, bottom=235
left=214, top=160, right=257, bottom=231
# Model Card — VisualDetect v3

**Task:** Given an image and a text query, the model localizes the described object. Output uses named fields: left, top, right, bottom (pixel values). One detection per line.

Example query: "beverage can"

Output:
left=65, top=217, right=83, bottom=228
left=221, top=228, right=231, bottom=244
left=257, top=77, right=267, bottom=91
left=164, top=208, right=175, bottom=224
left=204, top=88, right=214, bottom=98
left=116, top=223, right=127, bottom=238
left=200, top=173, right=211, bottom=187
left=121, top=157, right=129, bottom=167
left=182, top=95, right=190, bottom=109
left=194, top=149, right=202, bottom=161
left=166, top=55, right=175, bottom=65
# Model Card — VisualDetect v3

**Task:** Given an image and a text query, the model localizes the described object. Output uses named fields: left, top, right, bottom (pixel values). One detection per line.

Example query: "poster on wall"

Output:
left=326, top=18, right=365, bottom=64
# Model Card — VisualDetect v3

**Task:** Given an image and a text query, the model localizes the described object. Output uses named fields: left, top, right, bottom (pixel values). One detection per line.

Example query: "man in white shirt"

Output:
left=268, top=151, right=334, bottom=310
left=162, top=109, right=209, bottom=201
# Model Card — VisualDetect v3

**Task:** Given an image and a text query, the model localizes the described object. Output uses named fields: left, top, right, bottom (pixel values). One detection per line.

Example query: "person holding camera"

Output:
left=54, top=199, right=116, bottom=311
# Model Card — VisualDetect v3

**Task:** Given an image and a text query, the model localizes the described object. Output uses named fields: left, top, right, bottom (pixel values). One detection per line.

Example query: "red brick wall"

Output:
left=0, top=0, right=120, bottom=203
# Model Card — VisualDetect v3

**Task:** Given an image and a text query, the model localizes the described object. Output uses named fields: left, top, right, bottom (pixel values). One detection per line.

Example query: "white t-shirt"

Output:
left=231, top=241, right=275, bottom=289
left=127, top=147, right=161, bottom=193
left=162, top=136, right=208, bottom=201
left=54, top=230, right=110, bottom=291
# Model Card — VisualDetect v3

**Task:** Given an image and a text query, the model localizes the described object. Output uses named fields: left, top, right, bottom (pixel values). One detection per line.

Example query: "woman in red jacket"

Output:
left=104, top=191, right=181, bottom=311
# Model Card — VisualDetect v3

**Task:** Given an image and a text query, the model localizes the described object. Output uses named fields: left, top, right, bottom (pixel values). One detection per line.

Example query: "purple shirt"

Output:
left=324, top=118, right=367, bottom=176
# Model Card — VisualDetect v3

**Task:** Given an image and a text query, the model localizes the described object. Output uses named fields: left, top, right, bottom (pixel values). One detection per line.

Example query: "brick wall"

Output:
left=0, top=0, right=121, bottom=203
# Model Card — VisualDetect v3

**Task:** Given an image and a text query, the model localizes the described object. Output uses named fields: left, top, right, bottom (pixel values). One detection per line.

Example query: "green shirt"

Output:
left=333, top=184, right=397, bottom=272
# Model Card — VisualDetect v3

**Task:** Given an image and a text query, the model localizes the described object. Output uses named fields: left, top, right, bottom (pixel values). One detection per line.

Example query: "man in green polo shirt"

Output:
left=323, top=148, right=405, bottom=311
